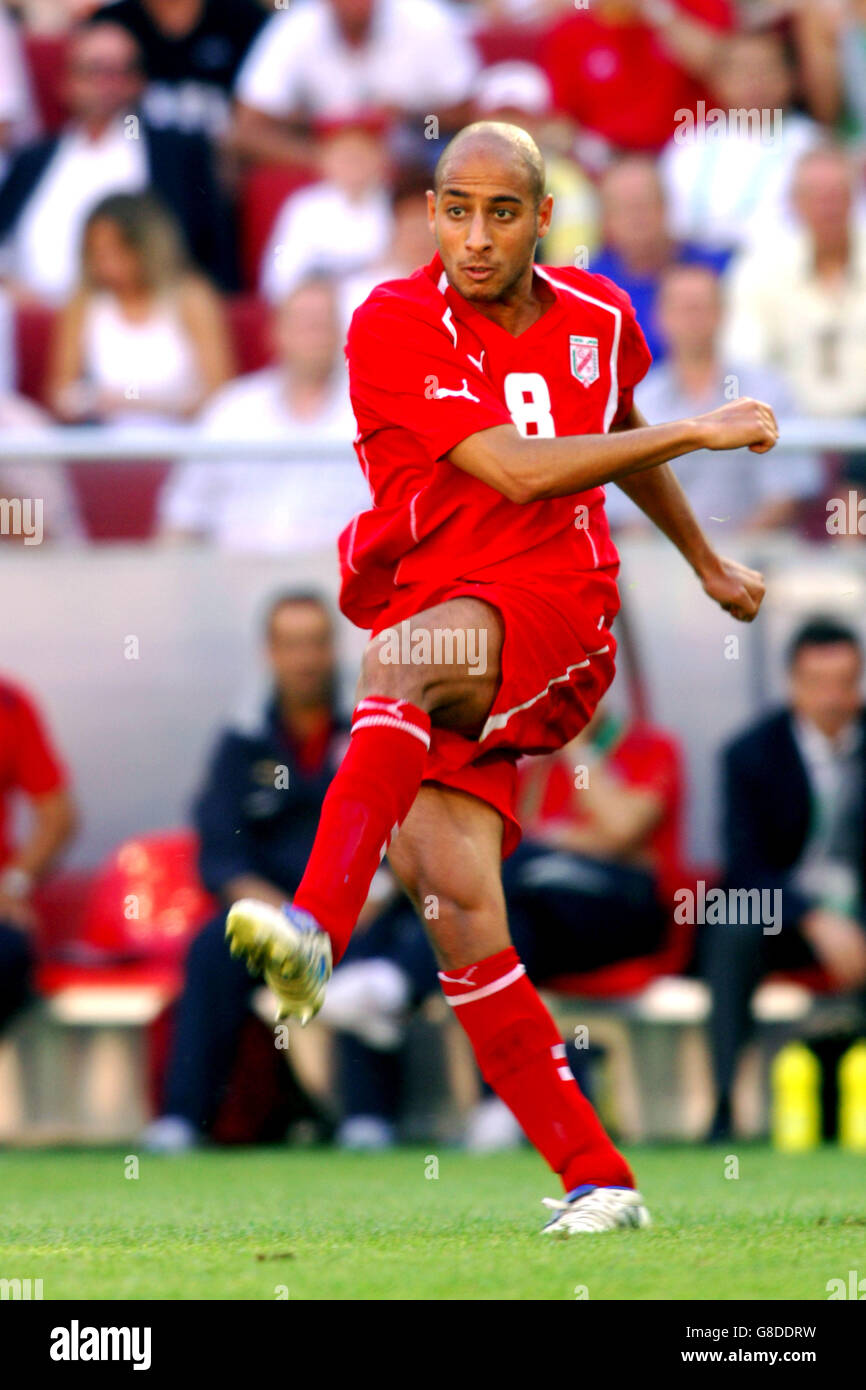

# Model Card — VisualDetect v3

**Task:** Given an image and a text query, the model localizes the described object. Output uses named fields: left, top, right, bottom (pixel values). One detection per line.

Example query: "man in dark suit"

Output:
left=0, top=19, right=235, bottom=302
left=705, top=617, right=866, bottom=1139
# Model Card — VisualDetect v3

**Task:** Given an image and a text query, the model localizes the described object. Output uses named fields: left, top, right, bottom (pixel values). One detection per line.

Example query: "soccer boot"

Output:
left=226, top=899, right=332, bottom=1025
left=540, top=1184, right=651, bottom=1235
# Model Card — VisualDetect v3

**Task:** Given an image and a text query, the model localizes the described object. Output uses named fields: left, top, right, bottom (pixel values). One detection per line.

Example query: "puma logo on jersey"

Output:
left=434, top=379, right=480, bottom=402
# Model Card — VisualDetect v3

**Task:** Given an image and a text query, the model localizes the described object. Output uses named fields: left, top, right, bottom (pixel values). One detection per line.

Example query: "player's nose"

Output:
left=464, top=212, right=493, bottom=252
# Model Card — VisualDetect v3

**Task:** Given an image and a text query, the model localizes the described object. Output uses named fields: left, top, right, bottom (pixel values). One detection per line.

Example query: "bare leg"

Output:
left=387, top=784, right=636, bottom=1194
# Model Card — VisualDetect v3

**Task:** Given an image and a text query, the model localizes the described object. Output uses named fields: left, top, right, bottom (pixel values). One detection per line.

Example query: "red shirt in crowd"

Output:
left=540, top=0, right=735, bottom=153
left=0, top=678, right=67, bottom=871
left=518, top=720, right=685, bottom=900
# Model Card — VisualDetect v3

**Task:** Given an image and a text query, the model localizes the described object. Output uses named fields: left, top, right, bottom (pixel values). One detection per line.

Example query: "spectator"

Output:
left=0, top=20, right=237, bottom=303
left=140, top=590, right=377, bottom=1152
left=47, top=191, right=233, bottom=428
left=722, top=142, right=866, bottom=420
left=338, top=164, right=435, bottom=327
left=231, top=0, right=479, bottom=169
left=540, top=0, right=734, bottom=162
left=471, top=61, right=601, bottom=268
left=591, top=155, right=729, bottom=361
left=659, top=29, right=820, bottom=255
left=88, top=0, right=268, bottom=139
left=793, top=0, right=866, bottom=137
left=260, top=116, right=392, bottom=304
left=0, top=3, right=40, bottom=183
left=0, top=675, right=77, bottom=1041
left=706, top=618, right=866, bottom=1140
left=159, top=275, right=368, bottom=549
left=606, top=264, right=820, bottom=532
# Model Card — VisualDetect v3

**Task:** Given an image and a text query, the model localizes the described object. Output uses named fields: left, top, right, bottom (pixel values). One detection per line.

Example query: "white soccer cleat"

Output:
left=540, top=1184, right=651, bottom=1235
left=225, top=899, right=332, bottom=1025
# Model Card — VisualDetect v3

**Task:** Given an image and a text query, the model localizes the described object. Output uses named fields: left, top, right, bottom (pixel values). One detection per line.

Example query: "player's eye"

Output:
left=446, top=206, right=466, bottom=217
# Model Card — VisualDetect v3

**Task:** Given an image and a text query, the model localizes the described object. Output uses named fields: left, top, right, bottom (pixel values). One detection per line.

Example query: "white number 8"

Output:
left=504, top=372, right=556, bottom=438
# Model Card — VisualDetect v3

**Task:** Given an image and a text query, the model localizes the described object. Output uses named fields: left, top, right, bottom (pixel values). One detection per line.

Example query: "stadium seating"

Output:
left=0, top=831, right=216, bottom=1141
left=237, top=163, right=317, bottom=293
left=23, top=33, right=69, bottom=133
left=12, top=295, right=273, bottom=539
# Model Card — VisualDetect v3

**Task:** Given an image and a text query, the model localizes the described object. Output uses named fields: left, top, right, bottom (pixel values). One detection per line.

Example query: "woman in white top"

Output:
left=48, top=191, right=234, bottom=427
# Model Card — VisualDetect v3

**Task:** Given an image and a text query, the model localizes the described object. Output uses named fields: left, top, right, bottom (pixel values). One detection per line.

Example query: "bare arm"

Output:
left=228, top=102, right=319, bottom=168
left=636, top=0, right=729, bottom=79
left=0, top=788, right=78, bottom=929
left=46, top=292, right=88, bottom=420
left=612, top=405, right=767, bottom=621
left=177, top=276, right=236, bottom=411
left=448, top=396, right=778, bottom=505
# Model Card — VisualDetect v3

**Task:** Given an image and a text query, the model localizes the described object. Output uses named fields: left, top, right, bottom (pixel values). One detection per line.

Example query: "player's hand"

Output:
left=699, top=555, right=766, bottom=623
left=695, top=398, right=779, bottom=454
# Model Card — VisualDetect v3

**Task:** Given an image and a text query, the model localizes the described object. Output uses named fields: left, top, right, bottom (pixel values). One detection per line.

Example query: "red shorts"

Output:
left=370, top=564, right=620, bottom=857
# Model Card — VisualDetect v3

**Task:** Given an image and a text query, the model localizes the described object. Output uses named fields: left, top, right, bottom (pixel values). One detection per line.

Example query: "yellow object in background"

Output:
left=839, top=1040, right=866, bottom=1153
left=771, top=1042, right=821, bottom=1151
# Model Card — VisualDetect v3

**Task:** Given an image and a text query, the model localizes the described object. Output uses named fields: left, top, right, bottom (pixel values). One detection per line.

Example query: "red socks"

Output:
left=440, top=947, right=635, bottom=1193
left=293, top=697, right=431, bottom=963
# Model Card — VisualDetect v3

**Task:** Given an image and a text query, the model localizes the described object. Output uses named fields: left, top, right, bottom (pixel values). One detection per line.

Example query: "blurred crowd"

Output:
left=0, top=0, right=864, bottom=542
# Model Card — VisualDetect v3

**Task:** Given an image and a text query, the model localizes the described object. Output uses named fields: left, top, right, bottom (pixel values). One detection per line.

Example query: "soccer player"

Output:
left=227, top=122, right=775, bottom=1234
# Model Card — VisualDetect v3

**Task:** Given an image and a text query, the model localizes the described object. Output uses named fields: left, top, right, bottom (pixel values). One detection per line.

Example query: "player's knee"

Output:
left=356, top=638, right=429, bottom=707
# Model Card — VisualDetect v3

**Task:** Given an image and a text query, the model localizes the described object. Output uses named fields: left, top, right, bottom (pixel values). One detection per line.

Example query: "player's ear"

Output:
left=426, top=189, right=437, bottom=234
left=536, top=193, right=554, bottom=240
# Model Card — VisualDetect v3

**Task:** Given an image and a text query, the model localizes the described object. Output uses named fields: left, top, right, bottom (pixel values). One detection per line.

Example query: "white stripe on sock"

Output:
left=439, top=962, right=526, bottom=1007
left=350, top=715, right=431, bottom=749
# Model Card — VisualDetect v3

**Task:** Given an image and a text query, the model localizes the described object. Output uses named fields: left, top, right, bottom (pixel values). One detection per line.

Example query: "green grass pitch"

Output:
left=2, top=1144, right=863, bottom=1300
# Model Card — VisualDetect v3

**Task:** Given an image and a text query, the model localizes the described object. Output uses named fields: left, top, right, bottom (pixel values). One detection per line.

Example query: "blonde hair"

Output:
left=81, top=192, right=189, bottom=294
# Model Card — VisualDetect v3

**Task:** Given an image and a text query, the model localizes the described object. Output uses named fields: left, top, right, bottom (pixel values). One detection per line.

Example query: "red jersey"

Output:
left=540, top=0, right=734, bottom=153
left=0, top=678, right=67, bottom=870
left=340, top=252, right=652, bottom=630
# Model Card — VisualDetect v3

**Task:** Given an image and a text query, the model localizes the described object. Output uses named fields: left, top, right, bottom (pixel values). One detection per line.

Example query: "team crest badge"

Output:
left=569, top=335, right=599, bottom=388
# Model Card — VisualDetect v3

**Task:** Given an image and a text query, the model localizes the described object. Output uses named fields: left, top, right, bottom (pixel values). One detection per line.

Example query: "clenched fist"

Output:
left=695, top=398, right=779, bottom=455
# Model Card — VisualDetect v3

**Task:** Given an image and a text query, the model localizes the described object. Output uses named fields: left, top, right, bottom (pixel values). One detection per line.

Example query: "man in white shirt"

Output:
left=0, top=21, right=236, bottom=301
left=159, top=275, right=370, bottom=550
left=722, top=142, right=866, bottom=420
left=606, top=262, right=820, bottom=534
left=231, top=0, right=478, bottom=168
left=260, top=118, right=392, bottom=303
left=659, top=29, right=819, bottom=256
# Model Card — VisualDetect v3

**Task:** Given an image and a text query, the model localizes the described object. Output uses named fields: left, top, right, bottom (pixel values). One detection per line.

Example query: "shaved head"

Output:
left=435, top=121, right=546, bottom=206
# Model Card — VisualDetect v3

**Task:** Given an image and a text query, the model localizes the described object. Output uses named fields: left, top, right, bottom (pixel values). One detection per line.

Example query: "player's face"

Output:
left=430, top=150, right=552, bottom=304
left=789, top=644, right=863, bottom=739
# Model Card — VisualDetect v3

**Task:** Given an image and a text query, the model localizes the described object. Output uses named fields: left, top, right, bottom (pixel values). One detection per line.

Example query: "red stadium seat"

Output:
left=238, top=163, right=317, bottom=292
left=226, top=293, right=272, bottom=374
left=472, top=24, right=543, bottom=67
left=14, top=301, right=54, bottom=406
left=36, top=828, right=216, bottom=997
left=24, top=34, right=70, bottom=134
